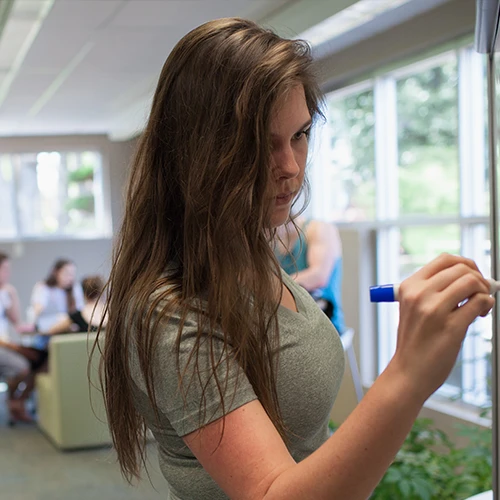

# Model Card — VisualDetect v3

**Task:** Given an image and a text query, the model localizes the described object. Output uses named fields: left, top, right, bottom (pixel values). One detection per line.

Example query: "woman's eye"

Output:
left=293, top=128, right=311, bottom=141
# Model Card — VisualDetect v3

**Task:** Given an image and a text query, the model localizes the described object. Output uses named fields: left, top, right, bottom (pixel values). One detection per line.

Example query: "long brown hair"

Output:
left=97, top=17, right=323, bottom=483
left=0, top=252, right=8, bottom=266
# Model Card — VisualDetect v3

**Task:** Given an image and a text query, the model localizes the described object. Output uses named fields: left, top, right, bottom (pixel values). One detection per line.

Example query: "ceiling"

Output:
left=0, top=0, right=450, bottom=140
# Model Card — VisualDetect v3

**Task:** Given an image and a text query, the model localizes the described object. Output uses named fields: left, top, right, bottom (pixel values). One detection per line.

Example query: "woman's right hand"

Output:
left=388, top=253, right=495, bottom=403
left=16, top=323, right=35, bottom=334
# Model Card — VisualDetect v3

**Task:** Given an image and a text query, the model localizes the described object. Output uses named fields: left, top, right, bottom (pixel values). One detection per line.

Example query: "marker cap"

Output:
left=369, top=285, right=396, bottom=302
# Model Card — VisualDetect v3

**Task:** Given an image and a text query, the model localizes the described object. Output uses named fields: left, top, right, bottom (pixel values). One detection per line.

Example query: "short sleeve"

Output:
left=130, top=312, right=258, bottom=437
left=31, top=283, right=49, bottom=309
left=0, top=289, right=12, bottom=310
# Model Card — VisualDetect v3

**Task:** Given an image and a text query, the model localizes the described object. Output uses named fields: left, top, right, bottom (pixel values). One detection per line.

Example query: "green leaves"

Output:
left=372, top=418, right=492, bottom=500
left=68, top=164, right=94, bottom=183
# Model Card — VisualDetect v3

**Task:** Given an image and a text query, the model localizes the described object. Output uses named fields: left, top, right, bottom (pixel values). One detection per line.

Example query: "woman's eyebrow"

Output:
left=299, top=118, right=312, bottom=130
left=271, top=118, right=312, bottom=138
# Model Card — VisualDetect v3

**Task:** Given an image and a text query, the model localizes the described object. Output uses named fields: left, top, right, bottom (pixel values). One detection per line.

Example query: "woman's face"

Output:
left=56, top=263, right=76, bottom=289
left=269, top=85, right=311, bottom=228
left=0, top=259, right=11, bottom=286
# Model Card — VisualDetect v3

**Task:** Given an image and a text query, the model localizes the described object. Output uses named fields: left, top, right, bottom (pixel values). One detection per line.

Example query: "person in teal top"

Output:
left=275, top=218, right=346, bottom=335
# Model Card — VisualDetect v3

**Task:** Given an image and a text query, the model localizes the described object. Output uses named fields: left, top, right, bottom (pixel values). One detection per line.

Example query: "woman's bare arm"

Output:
left=45, top=315, right=74, bottom=335
left=184, top=254, right=494, bottom=500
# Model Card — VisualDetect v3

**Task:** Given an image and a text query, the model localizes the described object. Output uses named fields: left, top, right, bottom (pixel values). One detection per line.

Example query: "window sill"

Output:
left=423, top=394, right=491, bottom=428
left=362, top=382, right=491, bottom=428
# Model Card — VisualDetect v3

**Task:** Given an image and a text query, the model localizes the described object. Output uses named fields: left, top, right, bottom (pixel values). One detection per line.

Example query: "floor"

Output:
left=0, top=390, right=170, bottom=500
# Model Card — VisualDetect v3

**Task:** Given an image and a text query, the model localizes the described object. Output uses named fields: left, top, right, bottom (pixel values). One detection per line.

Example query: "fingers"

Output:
left=400, top=254, right=491, bottom=313
left=452, top=292, right=495, bottom=326
left=430, top=263, right=489, bottom=293
left=412, top=253, right=481, bottom=281
left=430, top=264, right=491, bottom=310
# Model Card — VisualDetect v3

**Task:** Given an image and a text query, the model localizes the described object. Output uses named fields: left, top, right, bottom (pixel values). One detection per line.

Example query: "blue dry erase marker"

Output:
left=370, top=278, right=500, bottom=302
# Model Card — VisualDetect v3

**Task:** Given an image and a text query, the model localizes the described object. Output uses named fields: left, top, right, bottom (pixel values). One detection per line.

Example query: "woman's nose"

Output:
left=273, top=147, right=299, bottom=179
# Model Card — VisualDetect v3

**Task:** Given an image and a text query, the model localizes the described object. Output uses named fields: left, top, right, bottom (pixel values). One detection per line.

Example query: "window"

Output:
left=0, top=150, right=110, bottom=239
left=313, top=45, right=490, bottom=408
left=311, top=84, right=376, bottom=221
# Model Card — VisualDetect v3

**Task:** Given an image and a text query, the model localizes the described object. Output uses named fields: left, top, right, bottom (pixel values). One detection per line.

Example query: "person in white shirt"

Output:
left=0, top=252, right=31, bottom=424
left=29, top=258, right=84, bottom=356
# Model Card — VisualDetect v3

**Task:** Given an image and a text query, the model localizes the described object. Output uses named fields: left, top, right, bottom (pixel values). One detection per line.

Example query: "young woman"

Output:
left=97, top=18, right=494, bottom=500
left=30, top=258, right=84, bottom=353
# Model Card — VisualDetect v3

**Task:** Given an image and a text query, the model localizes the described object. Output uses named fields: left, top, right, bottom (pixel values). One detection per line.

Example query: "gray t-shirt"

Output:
left=129, top=271, right=345, bottom=499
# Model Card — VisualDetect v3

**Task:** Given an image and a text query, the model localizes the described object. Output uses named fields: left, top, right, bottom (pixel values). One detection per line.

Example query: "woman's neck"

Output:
left=275, top=221, right=300, bottom=255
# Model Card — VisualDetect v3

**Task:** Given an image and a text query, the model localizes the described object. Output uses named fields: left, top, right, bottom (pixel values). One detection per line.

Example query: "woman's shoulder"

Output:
left=31, top=281, right=50, bottom=297
left=130, top=279, right=204, bottom=328
left=0, top=286, right=11, bottom=307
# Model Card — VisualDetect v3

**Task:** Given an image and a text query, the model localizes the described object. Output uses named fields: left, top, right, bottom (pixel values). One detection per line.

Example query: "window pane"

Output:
left=326, top=87, right=376, bottom=221
left=399, top=225, right=463, bottom=391
left=400, top=225, right=460, bottom=280
left=66, top=151, right=100, bottom=233
left=12, top=150, right=104, bottom=237
left=397, top=57, right=459, bottom=216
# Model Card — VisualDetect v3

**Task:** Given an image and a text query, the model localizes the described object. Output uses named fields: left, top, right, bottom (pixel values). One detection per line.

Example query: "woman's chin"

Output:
left=270, top=210, right=291, bottom=228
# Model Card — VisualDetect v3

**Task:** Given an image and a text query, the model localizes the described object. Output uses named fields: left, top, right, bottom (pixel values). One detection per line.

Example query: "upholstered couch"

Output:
left=36, top=332, right=111, bottom=450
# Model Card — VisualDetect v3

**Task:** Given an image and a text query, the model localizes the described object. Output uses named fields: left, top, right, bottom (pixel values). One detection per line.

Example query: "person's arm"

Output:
left=292, top=221, right=341, bottom=291
left=0, top=338, right=21, bottom=353
left=186, top=367, right=421, bottom=500
left=3, top=284, right=21, bottom=326
left=30, top=282, right=48, bottom=320
left=0, top=339, right=40, bottom=362
left=183, top=254, right=494, bottom=500
left=45, top=315, right=75, bottom=335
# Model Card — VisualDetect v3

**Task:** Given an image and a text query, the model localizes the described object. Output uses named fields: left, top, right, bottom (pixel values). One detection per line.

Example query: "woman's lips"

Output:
left=275, top=192, right=294, bottom=206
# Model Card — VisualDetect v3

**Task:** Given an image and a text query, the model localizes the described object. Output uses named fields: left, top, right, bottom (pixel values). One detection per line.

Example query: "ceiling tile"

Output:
left=42, top=0, right=123, bottom=29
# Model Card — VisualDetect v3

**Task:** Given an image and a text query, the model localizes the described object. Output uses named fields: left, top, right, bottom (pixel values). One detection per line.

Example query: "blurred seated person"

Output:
left=29, top=258, right=84, bottom=356
left=47, top=275, right=107, bottom=334
left=0, top=252, right=33, bottom=423
left=275, top=217, right=345, bottom=335
left=0, top=252, right=22, bottom=338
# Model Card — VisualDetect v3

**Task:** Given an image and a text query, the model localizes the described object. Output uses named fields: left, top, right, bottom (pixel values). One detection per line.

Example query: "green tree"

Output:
left=327, top=58, right=460, bottom=224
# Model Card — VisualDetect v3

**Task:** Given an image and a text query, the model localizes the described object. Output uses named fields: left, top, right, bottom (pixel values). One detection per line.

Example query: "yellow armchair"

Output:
left=35, top=332, right=111, bottom=450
